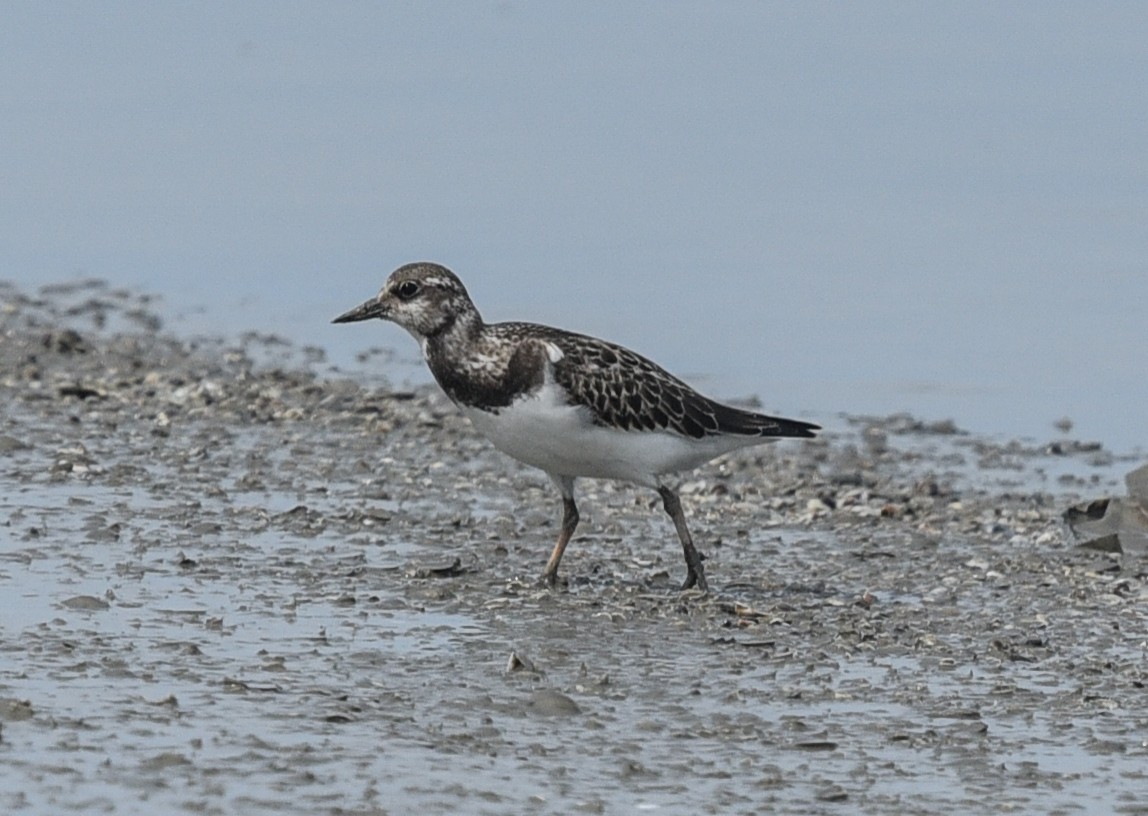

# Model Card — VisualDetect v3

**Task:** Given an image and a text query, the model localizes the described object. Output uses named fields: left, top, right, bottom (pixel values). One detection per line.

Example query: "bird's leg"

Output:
left=657, top=486, right=708, bottom=592
left=543, top=496, right=579, bottom=587
left=542, top=476, right=579, bottom=587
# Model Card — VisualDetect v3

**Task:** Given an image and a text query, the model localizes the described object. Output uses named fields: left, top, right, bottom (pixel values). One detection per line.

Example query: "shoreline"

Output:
left=2, top=279, right=1145, bottom=814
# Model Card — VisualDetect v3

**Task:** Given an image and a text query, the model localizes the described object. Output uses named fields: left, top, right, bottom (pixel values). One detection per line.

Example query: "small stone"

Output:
left=528, top=689, right=580, bottom=717
left=506, top=651, right=537, bottom=673
left=0, top=435, right=31, bottom=454
left=42, top=329, right=88, bottom=354
left=0, top=698, right=35, bottom=722
left=61, top=595, right=111, bottom=611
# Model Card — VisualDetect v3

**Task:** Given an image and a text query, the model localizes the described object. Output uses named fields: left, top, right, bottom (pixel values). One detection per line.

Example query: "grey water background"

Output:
left=3, top=3, right=1145, bottom=453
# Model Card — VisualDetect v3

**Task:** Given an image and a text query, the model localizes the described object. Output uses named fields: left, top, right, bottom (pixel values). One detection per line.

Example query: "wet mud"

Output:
left=2, top=280, right=1146, bottom=815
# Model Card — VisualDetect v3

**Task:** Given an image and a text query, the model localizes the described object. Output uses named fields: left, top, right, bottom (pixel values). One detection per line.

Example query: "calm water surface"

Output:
left=3, top=3, right=1146, bottom=452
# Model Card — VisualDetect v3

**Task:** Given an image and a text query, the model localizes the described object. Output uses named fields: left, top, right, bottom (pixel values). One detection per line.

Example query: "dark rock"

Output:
left=1064, top=464, right=1148, bottom=555
left=42, top=329, right=88, bottom=353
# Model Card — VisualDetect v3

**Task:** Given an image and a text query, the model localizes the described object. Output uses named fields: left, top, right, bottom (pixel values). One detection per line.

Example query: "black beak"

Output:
left=332, top=298, right=387, bottom=324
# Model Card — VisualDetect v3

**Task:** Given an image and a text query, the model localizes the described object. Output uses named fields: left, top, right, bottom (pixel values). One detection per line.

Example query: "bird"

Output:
left=333, top=262, right=819, bottom=592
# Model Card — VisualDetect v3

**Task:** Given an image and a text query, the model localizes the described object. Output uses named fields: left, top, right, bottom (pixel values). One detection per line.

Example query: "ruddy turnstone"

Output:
left=334, top=262, right=819, bottom=592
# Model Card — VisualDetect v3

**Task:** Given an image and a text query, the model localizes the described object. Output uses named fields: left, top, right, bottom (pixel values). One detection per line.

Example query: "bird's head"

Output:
left=332, top=262, right=478, bottom=341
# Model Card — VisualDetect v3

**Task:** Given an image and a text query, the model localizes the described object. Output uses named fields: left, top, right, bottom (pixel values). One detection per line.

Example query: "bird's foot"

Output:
left=681, top=567, right=709, bottom=593
left=540, top=570, right=564, bottom=590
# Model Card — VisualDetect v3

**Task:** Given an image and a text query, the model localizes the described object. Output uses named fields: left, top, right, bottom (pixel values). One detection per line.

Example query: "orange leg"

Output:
left=543, top=496, right=579, bottom=586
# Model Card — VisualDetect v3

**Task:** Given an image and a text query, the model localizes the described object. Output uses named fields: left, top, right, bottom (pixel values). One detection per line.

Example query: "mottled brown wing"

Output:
left=539, top=328, right=819, bottom=440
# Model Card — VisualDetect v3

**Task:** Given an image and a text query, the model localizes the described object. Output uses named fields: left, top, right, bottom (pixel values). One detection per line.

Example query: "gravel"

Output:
left=1, top=279, right=1146, bottom=815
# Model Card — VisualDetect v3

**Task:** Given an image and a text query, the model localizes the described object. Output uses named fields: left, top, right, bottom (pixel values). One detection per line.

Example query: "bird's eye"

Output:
left=396, top=280, right=420, bottom=301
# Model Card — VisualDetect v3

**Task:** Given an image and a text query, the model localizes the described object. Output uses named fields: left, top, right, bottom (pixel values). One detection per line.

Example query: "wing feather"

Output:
left=482, top=324, right=821, bottom=440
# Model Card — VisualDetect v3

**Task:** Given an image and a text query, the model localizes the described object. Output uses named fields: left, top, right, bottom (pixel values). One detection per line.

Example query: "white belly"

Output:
left=461, top=382, right=767, bottom=487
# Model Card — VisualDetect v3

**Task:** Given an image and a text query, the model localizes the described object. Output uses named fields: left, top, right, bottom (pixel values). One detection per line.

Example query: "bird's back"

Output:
left=485, top=321, right=819, bottom=441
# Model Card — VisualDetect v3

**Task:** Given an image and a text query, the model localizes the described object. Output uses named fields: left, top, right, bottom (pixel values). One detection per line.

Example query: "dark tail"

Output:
left=711, top=401, right=820, bottom=438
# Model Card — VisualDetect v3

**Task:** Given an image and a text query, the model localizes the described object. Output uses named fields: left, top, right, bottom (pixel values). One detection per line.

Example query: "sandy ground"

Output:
left=2, top=280, right=1146, bottom=815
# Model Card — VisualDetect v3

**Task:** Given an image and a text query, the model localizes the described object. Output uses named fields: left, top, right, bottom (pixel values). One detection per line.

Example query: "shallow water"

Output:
left=2, top=290, right=1147, bottom=814
left=6, top=502, right=1147, bottom=815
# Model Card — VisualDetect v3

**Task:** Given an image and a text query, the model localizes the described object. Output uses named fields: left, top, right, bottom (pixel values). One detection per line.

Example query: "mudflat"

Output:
left=2, top=280, right=1145, bottom=815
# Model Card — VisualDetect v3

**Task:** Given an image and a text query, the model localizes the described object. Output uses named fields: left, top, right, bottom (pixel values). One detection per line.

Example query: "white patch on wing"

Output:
left=543, top=341, right=564, bottom=363
left=463, top=381, right=773, bottom=487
